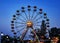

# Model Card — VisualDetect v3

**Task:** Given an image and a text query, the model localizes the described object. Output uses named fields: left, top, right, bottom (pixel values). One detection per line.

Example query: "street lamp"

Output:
left=1, top=32, right=4, bottom=36
left=6, top=36, right=9, bottom=39
left=1, top=32, right=4, bottom=43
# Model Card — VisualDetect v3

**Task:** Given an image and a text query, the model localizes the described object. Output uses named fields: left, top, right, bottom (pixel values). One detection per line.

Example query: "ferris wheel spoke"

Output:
left=33, top=25, right=40, bottom=29
left=20, top=13, right=27, bottom=21
left=34, top=16, right=42, bottom=22
left=34, top=23, right=41, bottom=26
left=18, top=27, right=26, bottom=36
left=34, top=21, right=42, bottom=24
left=34, top=25, right=41, bottom=26
left=34, top=19, right=42, bottom=23
left=24, top=12, right=28, bottom=20
left=17, top=27, right=25, bottom=33
left=15, top=25, right=26, bottom=28
left=33, top=12, right=40, bottom=21
left=15, top=22, right=26, bottom=24
left=28, top=11, right=30, bottom=20
left=31, top=11, right=35, bottom=20
left=34, top=21, right=41, bottom=25
left=16, top=17, right=26, bottom=22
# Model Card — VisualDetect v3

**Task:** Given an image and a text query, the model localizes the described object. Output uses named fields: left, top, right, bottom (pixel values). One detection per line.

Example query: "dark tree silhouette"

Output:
left=40, top=20, right=46, bottom=36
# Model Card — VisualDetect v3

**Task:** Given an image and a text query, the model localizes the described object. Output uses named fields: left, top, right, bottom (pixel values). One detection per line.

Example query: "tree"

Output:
left=40, top=20, right=46, bottom=36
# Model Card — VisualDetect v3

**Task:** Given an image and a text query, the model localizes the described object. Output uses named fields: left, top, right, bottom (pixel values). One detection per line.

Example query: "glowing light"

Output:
left=1, top=32, right=4, bottom=36
left=6, top=36, right=8, bottom=38
left=1, top=33, right=4, bottom=36
left=27, top=21, right=33, bottom=27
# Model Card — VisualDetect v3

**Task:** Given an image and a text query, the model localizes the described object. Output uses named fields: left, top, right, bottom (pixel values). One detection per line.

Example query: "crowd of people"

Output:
left=25, top=35, right=60, bottom=43
left=1, top=34, right=60, bottom=43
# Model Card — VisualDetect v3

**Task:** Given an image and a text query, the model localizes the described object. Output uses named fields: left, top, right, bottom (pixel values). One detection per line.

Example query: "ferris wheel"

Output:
left=11, top=5, right=50, bottom=40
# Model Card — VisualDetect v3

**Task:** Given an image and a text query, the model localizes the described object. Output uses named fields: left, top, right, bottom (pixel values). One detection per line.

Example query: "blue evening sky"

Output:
left=0, top=0, right=60, bottom=36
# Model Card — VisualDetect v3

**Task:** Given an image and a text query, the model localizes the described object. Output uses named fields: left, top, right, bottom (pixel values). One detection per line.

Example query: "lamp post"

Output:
left=1, top=32, right=4, bottom=43
left=1, top=32, right=4, bottom=36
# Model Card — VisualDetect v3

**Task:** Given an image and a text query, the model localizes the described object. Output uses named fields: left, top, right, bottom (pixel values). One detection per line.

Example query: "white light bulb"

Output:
left=6, top=36, right=8, bottom=38
left=1, top=33, right=4, bottom=36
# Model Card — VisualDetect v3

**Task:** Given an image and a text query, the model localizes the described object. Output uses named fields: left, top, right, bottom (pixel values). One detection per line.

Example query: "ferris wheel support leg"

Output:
left=31, top=27, right=40, bottom=43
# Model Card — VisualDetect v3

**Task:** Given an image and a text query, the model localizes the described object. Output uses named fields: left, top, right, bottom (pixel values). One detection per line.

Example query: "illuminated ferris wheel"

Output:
left=11, top=5, right=50, bottom=40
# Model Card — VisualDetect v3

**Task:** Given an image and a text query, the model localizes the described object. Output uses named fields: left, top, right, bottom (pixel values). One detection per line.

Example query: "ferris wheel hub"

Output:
left=27, top=21, right=33, bottom=27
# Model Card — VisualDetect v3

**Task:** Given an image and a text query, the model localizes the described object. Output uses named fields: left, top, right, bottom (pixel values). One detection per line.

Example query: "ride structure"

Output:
left=11, top=5, right=50, bottom=43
